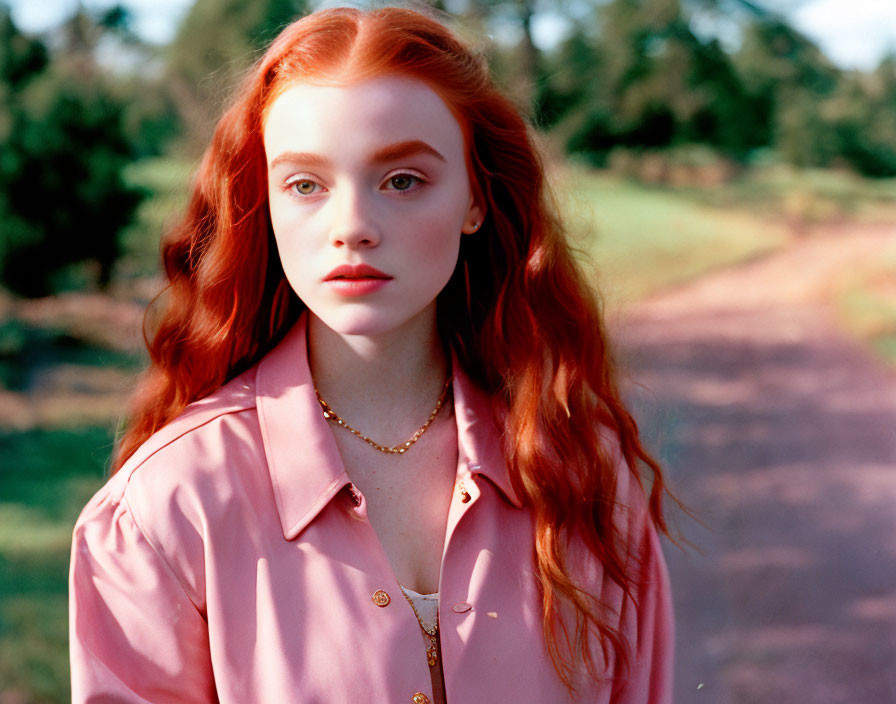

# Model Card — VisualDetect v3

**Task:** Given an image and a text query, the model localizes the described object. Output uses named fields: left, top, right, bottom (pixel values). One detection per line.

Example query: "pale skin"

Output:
left=264, top=75, right=484, bottom=594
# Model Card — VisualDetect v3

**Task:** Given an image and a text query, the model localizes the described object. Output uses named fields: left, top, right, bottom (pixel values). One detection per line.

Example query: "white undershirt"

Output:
left=399, top=586, right=439, bottom=633
left=400, top=586, right=447, bottom=703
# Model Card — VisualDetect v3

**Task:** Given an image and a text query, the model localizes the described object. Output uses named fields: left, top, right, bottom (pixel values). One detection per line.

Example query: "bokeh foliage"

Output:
left=537, top=0, right=896, bottom=175
left=0, top=425, right=112, bottom=703
left=165, top=0, right=309, bottom=150
left=0, top=6, right=143, bottom=297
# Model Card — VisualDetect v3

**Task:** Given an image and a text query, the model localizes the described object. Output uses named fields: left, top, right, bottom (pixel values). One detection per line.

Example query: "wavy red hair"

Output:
left=114, top=6, right=670, bottom=692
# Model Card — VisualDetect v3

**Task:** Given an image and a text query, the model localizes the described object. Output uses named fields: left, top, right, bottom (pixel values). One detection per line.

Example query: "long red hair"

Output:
left=115, top=6, right=670, bottom=692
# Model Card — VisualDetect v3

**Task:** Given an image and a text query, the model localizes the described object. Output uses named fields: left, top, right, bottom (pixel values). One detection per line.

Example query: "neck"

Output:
left=307, top=308, right=449, bottom=430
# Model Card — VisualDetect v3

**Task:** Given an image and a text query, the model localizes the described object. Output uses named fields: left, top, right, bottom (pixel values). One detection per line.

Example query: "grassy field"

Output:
left=1, top=160, right=894, bottom=701
left=0, top=427, right=112, bottom=702
left=675, top=164, right=896, bottom=224
left=561, top=165, right=896, bottom=364
left=556, top=166, right=791, bottom=303
left=835, top=244, right=896, bottom=364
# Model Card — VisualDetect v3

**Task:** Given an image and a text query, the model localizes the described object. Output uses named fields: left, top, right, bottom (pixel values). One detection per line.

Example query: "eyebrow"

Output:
left=269, top=139, right=446, bottom=170
left=371, top=139, right=446, bottom=164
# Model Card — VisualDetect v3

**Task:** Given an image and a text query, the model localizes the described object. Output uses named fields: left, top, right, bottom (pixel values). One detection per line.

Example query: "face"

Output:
left=263, top=75, right=482, bottom=339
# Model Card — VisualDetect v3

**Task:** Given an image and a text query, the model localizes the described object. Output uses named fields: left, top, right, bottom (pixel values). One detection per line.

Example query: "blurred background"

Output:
left=1, top=0, right=895, bottom=701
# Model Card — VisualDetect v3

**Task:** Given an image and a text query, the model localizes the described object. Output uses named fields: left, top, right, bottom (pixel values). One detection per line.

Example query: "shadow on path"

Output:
left=619, top=276, right=896, bottom=703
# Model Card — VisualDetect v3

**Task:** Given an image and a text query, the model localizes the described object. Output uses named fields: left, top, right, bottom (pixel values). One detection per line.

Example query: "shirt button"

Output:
left=372, top=589, right=391, bottom=607
left=452, top=602, right=472, bottom=613
left=412, top=693, right=431, bottom=704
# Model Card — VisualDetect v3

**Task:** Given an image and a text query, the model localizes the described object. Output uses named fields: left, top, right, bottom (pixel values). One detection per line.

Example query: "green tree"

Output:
left=165, top=0, right=309, bottom=153
left=543, top=0, right=759, bottom=162
left=0, top=6, right=48, bottom=290
left=825, top=57, right=896, bottom=176
left=475, top=0, right=545, bottom=114
left=0, top=6, right=48, bottom=188
left=734, top=18, right=840, bottom=166
left=51, top=3, right=180, bottom=159
left=0, top=6, right=47, bottom=95
left=0, top=8, right=143, bottom=297
left=536, top=26, right=604, bottom=134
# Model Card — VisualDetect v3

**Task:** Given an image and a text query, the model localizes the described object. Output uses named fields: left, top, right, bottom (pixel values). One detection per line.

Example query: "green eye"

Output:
left=294, top=180, right=317, bottom=195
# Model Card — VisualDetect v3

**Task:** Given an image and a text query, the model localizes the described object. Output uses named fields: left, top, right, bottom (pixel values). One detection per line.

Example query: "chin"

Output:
left=306, top=301, right=437, bottom=341
left=309, top=308, right=409, bottom=338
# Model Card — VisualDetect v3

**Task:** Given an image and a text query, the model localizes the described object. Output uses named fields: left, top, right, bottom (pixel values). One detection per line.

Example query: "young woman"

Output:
left=69, top=7, right=674, bottom=703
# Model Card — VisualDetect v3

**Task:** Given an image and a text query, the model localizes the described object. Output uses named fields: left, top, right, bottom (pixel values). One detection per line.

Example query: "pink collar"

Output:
left=256, top=314, right=522, bottom=541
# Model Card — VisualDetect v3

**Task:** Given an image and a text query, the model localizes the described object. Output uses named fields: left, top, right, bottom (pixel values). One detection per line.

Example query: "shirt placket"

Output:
left=342, top=481, right=447, bottom=704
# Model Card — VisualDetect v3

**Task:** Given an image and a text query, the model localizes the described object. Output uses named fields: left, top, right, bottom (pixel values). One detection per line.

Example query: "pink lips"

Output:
left=324, top=264, right=393, bottom=297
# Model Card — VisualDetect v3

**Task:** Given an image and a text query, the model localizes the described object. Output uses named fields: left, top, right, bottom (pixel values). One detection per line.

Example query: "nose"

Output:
left=328, top=184, right=381, bottom=248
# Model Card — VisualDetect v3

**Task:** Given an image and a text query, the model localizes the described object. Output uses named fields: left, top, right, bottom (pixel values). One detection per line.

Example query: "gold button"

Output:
left=372, top=589, right=391, bottom=607
left=412, top=694, right=431, bottom=704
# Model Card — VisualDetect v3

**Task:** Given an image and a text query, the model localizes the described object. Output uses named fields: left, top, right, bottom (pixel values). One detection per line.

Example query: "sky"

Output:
left=8, top=0, right=190, bottom=45
left=789, top=0, right=896, bottom=70
left=7, top=0, right=896, bottom=71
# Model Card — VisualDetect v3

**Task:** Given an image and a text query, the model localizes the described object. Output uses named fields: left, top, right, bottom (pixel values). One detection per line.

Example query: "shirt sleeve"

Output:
left=69, top=484, right=217, bottom=703
left=611, top=510, right=675, bottom=704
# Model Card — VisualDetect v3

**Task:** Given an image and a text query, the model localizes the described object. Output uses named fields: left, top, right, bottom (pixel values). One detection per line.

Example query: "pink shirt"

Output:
left=69, top=316, right=673, bottom=703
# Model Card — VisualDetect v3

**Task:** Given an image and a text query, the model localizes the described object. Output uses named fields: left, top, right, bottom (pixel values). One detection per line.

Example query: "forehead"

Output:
left=262, top=75, right=466, bottom=164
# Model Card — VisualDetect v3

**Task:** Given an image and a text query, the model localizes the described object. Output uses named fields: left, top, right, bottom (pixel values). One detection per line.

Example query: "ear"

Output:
left=461, top=199, right=486, bottom=235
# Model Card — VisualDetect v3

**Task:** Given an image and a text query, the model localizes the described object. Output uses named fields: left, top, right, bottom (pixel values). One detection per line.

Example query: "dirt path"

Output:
left=616, top=223, right=896, bottom=703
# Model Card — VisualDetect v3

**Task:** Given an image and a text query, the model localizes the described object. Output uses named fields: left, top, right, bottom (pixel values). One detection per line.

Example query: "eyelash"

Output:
left=283, top=171, right=427, bottom=198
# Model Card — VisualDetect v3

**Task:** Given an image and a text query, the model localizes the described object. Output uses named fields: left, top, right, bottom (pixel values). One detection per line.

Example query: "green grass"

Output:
left=556, top=167, right=791, bottom=303
left=0, top=427, right=113, bottom=702
left=836, top=249, right=896, bottom=366
left=0, top=597, right=70, bottom=703
left=677, top=164, right=896, bottom=224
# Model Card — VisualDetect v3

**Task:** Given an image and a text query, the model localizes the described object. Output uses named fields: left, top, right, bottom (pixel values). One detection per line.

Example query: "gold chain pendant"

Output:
left=315, top=377, right=452, bottom=454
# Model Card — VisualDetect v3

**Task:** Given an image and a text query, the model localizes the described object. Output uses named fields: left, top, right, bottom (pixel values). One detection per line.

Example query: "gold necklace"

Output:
left=400, top=588, right=439, bottom=667
left=314, top=377, right=452, bottom=454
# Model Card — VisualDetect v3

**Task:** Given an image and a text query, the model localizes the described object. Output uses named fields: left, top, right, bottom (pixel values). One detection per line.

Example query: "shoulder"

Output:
left=122, top=367, right=260, bottom=479
left=73, top=368, right=267, bottom=597
left=113, top=369, right=262, bottom=513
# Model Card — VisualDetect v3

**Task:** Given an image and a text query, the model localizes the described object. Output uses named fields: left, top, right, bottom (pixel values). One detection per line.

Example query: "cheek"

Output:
left=406, top=189, right=468, bottom=256
left=269, top=213, right=314, bottom=289
left=268, top=195, right=294, bottom=248
left=269, top=191, right=310, bottom=246
left=409, top=224, right=462, bottom=299
left=406, top=210, right=462, bottom=264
